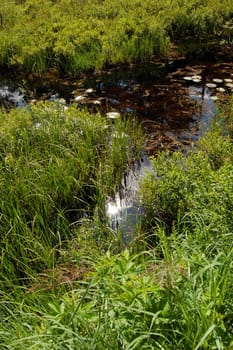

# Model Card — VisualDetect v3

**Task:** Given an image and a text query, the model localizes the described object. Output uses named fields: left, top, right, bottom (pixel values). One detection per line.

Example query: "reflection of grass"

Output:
left=0, top=0, right=232, bottom=74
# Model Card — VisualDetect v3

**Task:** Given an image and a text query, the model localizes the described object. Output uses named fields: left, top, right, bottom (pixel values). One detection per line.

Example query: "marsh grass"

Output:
left=1, top=98, right=233, bottom=349
left=0, top=0, right=232, bottom=74
left=0, top=101, right=142, bottom=282
left=0, top=2, right=233, bottom=345
left=140, top=123, right=233, bottom=238
left=1, top=232, right=233, bottom=349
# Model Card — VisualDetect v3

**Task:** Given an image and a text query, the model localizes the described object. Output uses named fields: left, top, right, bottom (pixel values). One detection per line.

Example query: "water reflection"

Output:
left=106, top=155, right=154, bottom=243
left=0, top=80, right=26, bottom=108
left=188, top=85, right=216, bottom=136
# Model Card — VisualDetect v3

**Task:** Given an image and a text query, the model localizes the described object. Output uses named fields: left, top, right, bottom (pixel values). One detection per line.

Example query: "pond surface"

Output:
left=0, top=58, right=232, bottom=241
left=1, top=60, right=232, bottom=153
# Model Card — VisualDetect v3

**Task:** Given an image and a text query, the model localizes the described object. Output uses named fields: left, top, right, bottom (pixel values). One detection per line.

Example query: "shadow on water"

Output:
left=0, top=58, right=232, bottom=242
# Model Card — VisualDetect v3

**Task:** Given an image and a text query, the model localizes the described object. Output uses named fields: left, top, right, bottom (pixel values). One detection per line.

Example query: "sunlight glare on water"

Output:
left=106, top=193, right=126, bottom=216
left=105, top=156, right=154, bottom=241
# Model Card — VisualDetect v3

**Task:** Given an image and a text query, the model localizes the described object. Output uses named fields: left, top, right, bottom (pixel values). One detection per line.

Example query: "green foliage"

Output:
left=141, top=97, right=233, bottom=237
left=0, top=0, right=232, bottom=74
left=0, top=102, right=142, bottom=281
left=140, top=111, right=233, bottom=239
left=1, top=240, right=233, bottom=349
left=1, top=4, right=233, bottom=347
left=1, top=99, right=233, bottom=349
left=0, top=101, right=233, bottom=349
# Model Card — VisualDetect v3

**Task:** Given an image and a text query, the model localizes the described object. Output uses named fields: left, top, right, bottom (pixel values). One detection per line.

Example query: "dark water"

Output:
left=1, top=60, right=232, bottom=241
left=1, top=60, right=232, bottom=152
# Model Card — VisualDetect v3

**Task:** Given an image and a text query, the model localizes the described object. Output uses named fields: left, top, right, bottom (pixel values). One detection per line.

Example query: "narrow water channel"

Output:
left=0, top=59, right=232, bottom=241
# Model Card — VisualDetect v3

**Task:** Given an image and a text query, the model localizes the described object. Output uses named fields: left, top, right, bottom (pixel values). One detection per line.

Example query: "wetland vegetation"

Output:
left=0, top=0, right=233, bottom=74
left=0, top=1, right=233, bottom=349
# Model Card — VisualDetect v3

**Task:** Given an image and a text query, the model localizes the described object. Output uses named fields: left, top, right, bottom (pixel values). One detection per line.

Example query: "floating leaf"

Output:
left=213, top=78, right=223, bottom=83
left=206, top=83, right=217, bottom=88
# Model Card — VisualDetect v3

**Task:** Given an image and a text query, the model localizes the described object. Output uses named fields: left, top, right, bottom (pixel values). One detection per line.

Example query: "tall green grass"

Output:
left=0, top=0, right=232, bottom=74
left=0, top=101, right=142, bottom=283
left=1, top=237, right=233, bottom=349
left=1, top=99, right=233, bottom=349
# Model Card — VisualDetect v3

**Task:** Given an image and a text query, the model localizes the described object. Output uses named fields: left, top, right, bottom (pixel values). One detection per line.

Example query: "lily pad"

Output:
left=225, top=83, right=233, bottom=88
left=210, top=96, right=218, bottom=100
left=213, top=78, right=223, bottom=83
left=216, top=87, right=226, bottom=92
left=85, top=88, right=94, bottom=94
left=93, top=100, right=101, bottom=105
left=206, top=83, right=217, bottom=88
